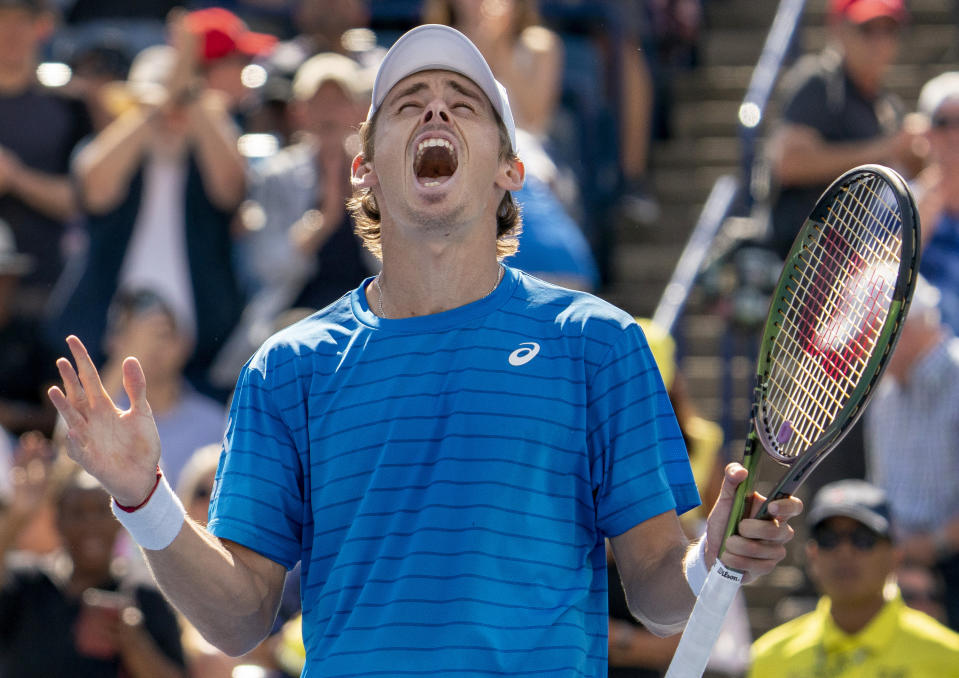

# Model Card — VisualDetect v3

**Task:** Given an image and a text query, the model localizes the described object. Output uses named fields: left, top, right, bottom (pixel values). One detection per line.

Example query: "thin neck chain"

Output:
left=374, top=265, right=504, bottom=319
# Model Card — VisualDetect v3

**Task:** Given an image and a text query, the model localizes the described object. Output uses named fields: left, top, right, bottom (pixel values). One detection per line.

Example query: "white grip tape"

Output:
left=111, top=475, right=186, bottom=551
left=664, top=560, right=744, bottom=678
left=684, top=538, right=709, bottom=596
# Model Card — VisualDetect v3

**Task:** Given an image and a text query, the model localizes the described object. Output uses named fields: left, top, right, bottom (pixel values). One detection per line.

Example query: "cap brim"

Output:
left=809, top=505, right=890, bottom=536
left=236, top=31, right=278, bottom=58
left=843, top=4, right=907, bottom=23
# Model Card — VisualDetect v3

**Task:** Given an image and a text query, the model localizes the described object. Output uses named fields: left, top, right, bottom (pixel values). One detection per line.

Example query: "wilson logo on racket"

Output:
left=508, top=342, right=540, bottom=366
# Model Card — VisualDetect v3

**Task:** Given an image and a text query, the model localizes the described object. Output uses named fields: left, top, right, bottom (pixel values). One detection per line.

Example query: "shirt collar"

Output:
left=818, top=590, right=905, bottom=654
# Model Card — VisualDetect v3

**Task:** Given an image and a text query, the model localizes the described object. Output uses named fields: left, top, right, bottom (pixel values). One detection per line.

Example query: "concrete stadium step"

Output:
left=651, top=137, right=742, bottom=170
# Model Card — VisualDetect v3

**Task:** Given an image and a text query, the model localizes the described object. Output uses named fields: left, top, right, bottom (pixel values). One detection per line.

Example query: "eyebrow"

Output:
left=447, top=79, right=483, bottom=103
left=386, top=77, right=485, bottom=108
left=388, top=81, right=429, bottom=105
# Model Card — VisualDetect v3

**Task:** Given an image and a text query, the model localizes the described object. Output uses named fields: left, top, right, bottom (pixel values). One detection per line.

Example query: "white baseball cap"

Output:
left=918, top=71, right=959, bottom=119
left=368, top=24, right=517, bottom=152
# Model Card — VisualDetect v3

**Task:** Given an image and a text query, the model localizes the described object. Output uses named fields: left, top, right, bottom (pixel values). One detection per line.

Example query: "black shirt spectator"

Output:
left=0, top=566, right=185, bottom=677
left=0, top=87, right=90, bottom=293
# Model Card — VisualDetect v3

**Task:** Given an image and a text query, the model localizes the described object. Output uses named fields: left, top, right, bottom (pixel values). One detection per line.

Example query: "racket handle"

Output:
left=663, top=560, right=744, bottom=678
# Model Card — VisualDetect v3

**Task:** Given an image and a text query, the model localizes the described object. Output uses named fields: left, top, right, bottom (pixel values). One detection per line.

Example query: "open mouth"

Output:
left=414, top=137, right=458, bottom=187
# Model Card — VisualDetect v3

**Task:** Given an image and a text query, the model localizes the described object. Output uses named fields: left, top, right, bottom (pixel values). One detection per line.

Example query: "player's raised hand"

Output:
left=47, top=335, right=161, bottom=507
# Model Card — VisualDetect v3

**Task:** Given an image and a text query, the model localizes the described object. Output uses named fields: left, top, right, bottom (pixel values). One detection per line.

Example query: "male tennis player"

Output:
left=48, top=24, right=802, bottom=676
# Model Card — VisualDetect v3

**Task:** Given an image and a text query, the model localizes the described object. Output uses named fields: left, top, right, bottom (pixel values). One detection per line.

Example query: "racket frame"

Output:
left=720, top=164, right=919, bottom=551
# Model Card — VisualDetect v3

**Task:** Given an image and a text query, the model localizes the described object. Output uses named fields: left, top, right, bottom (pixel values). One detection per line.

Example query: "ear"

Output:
left=496, top=157, right=525, bottom=192
left=351, top=154, right=378, bottom=189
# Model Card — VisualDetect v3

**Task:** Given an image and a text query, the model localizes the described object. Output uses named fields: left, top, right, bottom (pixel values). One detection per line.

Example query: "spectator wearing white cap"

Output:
left=211, top=51, right=376, bottom=388
left=913, top=71, right=959, bottom=338
left=242, top=51, right=374, bottom=310
left=47, top=24, right=803, bottom=675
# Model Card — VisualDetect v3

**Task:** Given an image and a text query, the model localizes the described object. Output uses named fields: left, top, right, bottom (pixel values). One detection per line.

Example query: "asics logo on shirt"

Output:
left=508, top=342, right=540, bottom=366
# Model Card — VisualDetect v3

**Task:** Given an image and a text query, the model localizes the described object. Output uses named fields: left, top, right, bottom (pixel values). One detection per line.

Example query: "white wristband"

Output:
left=684, top=538, right=709, bottom=596
left=111, top=475, right=186, bottom=550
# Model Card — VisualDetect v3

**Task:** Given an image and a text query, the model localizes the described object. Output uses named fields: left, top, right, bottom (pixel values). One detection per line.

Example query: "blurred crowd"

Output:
left=1, top=0, right=958, bottom=675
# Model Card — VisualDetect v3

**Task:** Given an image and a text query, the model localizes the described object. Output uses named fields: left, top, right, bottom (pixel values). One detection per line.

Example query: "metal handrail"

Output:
left=651, top=0, right=809, bottom=333
left=738, top=0, right=808, bottom=210
left=652, top=175, right=739, bottom=334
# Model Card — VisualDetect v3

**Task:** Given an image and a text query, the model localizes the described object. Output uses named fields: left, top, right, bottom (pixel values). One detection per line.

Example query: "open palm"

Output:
left=48, top=335, right=162, bottom=507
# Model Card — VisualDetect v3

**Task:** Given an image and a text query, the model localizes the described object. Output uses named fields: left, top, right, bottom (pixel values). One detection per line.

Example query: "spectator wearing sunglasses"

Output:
left=748, top=480, right=959, bottom=678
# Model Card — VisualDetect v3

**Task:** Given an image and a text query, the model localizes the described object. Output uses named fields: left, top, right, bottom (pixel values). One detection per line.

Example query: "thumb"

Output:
left=716, top=463, right=749, bottom=506
left=121, top=357, right=151, bottom=416
left=705, top=463, right=750, bottom=561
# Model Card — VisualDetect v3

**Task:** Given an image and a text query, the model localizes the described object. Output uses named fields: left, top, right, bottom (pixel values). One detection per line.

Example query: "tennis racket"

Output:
left=664, top=164, right=920, bottom=678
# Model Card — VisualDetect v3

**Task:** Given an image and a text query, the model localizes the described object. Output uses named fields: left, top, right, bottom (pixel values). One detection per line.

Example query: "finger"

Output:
left=56, top=356, right=85, bottom=405
left=710, top=462, right=750, bottom=521
left=718, top=462, right=748, bottom=499
left=25, top=458, right=45, bottom=485
left=121, top=357, right=151, bottom=416
left=743, top=488, right=804, bottom=521
left=47, top=385, right=89, bottom=433
left=765, top=495, right=804, bottom=521
left=737, top=517, right=795, bottom=545
left=66, top=335, right=110, bottom=407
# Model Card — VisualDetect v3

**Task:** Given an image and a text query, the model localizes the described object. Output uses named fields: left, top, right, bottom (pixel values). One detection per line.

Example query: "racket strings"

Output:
left=762, top=177, right=902, bottom=458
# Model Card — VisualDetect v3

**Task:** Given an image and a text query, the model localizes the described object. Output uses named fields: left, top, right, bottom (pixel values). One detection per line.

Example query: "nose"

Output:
left=421, top=99, right=451, bottom=125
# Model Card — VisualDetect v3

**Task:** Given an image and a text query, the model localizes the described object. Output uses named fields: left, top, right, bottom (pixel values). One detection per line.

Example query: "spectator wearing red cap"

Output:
left=46, top=10, right=269, bottom=399
left=183, top=7, right=276, bottom=112
left=765, top=0, right=922, bottom=260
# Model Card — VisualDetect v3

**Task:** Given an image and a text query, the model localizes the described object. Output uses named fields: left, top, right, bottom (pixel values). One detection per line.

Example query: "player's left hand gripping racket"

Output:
left=664, top=164, right=920, bottom=678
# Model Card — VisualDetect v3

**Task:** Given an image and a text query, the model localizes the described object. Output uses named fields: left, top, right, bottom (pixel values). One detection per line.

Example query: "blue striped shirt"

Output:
left=208, top=266, right=698, bottom=677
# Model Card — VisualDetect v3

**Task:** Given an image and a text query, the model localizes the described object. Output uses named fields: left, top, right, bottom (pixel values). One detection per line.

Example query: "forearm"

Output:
left=187, top=95, right=246, bottom=211
left=619, top=540, right=697, bottom=637
left=610, top=511, right=702, bottom=636
left=142, top=518, right=282, bottom=656
left=7, top=166, right=77, bottom=221
left=74, top=108, right=153, bottom=213
left=770, top=127, right=893, bottom=186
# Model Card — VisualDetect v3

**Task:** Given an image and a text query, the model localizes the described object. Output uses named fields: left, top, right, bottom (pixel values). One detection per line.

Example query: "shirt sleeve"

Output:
left=781, top=69, right=832, bottom=132
left=588, top=321, right=700, bottom=537
left=207, top=345, right=305, bottom=570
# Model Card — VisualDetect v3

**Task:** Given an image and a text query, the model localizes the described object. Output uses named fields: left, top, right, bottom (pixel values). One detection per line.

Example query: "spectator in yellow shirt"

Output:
left=749, top=479, right=959, bottom=677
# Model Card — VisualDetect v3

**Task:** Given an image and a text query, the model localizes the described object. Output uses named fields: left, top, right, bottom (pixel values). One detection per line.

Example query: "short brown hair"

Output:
left=346, top=110, right=522, bottom=259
